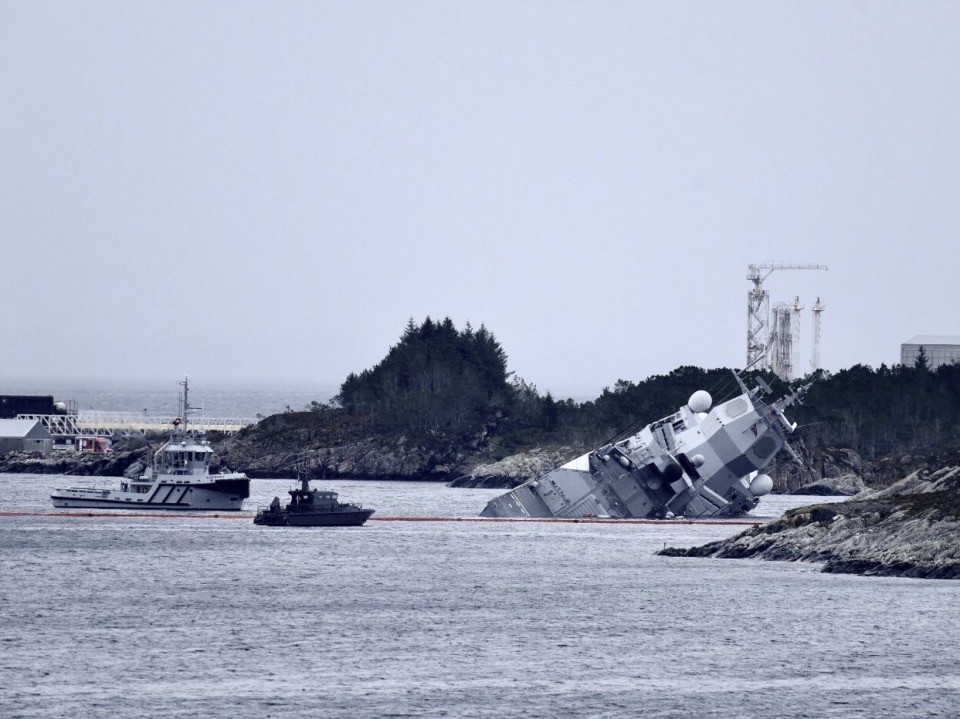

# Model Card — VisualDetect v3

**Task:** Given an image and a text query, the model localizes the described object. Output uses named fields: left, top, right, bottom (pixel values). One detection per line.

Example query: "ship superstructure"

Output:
left=481, top=372, right=805, bottom=520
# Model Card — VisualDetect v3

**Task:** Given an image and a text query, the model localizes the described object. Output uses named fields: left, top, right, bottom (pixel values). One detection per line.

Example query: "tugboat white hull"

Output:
left=51, top=476, right=249, bottom=511
left=51, top=379, right=249, bottom=512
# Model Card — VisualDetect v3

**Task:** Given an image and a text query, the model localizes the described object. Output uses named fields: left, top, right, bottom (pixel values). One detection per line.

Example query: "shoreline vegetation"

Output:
left=229, top=316, right=960, bottom=495
left=4, top=317, right=958, bottom=492
left=4, top=318, right=960, bottom=578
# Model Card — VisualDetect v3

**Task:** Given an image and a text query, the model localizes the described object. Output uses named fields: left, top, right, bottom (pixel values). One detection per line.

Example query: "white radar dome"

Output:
left=691, top=454, right=705, bottom=468
left=749, top=473, right=774, bottom=497
left=687, top=390, right=712, bottom=414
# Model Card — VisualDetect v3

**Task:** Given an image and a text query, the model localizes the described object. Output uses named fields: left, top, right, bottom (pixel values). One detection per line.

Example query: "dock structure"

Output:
left=16, top=412, right=256, bottom=437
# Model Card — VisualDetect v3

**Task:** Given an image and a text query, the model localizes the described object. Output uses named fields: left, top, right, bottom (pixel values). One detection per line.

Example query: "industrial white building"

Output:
left=900, top=335, right=960, bottom=370
left=0, top=418, right=53, bottom=454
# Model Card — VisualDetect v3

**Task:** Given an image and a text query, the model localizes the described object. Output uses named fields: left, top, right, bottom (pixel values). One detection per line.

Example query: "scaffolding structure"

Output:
left=746, top=262, right=828, bottom=372
left=769, top=302, right=794, bottom=381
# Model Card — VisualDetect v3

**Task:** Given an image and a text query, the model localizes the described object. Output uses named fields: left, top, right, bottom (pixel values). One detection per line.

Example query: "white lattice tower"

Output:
left=746, top=262, right=828, bottom=370
left=770, top=302, right=794, bottom=381
left=791, top=296, right=804, bottom=377
left=811, top=297, right=825, bottom=372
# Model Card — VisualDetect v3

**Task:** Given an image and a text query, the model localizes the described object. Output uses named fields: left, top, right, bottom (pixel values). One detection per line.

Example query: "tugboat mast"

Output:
left=178, top=376, right=202, bottom=434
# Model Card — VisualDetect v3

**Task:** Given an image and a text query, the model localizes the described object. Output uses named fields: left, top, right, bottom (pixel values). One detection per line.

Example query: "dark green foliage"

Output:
left=790, top=362, right=960, bottom=458
left=583, top=366, right=756, bottom=440
left=566, top=362, right=960, bottom=461
left=329, top=318, right=960, bottom=461
left=336, top=317, right=511, bottom=436
left=496, top=365, right=763, bottom=450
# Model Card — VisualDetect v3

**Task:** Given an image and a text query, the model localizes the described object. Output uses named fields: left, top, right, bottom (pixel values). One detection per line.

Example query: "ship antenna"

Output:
left=179, top=377, right=190, bottom=433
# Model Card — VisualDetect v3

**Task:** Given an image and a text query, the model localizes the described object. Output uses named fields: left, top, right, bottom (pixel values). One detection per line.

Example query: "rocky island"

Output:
left=660, top=455, right=960, bottom=579
left=4, top=319, right=959, bottom=512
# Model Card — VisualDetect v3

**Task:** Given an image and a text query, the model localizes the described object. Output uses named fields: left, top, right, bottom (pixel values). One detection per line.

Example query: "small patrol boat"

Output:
left=254, top=473, right=375, bottom=527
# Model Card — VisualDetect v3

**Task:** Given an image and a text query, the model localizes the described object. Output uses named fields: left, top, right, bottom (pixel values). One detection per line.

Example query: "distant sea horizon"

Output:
left=1, top=376, right=339, bottom=419
left=2, top=375, right=600, bottom=417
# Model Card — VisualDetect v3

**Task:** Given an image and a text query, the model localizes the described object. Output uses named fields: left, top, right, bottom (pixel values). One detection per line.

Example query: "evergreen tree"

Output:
left=336, top=317, right=513, bottom=436
left=334, top=321, right=960, bottom=458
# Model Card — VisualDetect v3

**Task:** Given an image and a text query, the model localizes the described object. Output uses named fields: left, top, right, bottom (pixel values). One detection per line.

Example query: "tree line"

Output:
left=332, top=318, right=960, bottom=459
left=337, top=317, right=512, bottom=435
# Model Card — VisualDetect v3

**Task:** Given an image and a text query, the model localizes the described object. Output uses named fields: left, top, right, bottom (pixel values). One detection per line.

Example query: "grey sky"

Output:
left=3, top=1, right=959, bottom=398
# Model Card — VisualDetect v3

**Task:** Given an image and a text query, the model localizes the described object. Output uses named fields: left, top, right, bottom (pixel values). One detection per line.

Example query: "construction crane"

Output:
left=746, top=262, right=828, bottom=371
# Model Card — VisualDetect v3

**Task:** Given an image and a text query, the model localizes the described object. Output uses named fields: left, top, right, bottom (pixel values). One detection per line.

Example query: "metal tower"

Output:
left=791, top=295, right=804, bottom=377
left=811, top=297, right=825, bottom=373
left=770, top=302, right=794, bottom=381
left=746, top=262, right=828, bottom=370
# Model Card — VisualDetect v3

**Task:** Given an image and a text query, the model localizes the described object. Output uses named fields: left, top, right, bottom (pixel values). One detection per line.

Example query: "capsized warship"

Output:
left=481, top=372, right=806, bottom=520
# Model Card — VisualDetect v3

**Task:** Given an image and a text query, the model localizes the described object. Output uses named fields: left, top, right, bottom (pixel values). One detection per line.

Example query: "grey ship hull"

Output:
left=482, top=376, right=803, bottom=521
left=255, top=508, right=375, bottom=527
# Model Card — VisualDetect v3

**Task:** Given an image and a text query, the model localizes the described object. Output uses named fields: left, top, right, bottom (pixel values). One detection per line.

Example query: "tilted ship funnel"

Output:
left=481, top=372, right=806, bottom=520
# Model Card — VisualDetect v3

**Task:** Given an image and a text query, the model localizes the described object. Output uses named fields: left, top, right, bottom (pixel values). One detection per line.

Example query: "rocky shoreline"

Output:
left=659, top=462, right=960, bottom=579
left=0, top=406, right=950, bottom=506
left=6, top=420, right=960, bottom=581
left=0, top=448, right=149, bottom=477
left=0, top=426, right=914, bottom=498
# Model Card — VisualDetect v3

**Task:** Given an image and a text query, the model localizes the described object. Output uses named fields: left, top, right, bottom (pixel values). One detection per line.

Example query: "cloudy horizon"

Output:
left=4, top=2, right=958, bottom=398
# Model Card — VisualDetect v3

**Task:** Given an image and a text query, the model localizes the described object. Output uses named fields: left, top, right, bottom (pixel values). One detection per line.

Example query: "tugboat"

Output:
left=51, top=378, right=250, bottom=511
left=254, top=473, right=375, bottom=527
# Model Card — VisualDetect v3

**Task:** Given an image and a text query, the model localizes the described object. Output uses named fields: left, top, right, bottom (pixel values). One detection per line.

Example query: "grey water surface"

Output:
left=2, top=476, right=957, bottom=718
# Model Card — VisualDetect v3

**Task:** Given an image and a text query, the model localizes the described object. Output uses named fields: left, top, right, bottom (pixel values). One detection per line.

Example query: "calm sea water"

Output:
left=1, top=379, right=336, bottom=419
left=2, top=476, right=958, bottom=718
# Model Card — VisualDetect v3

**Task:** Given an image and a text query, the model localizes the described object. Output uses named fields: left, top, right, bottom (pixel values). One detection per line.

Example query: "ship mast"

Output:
left=178, top=377, right=195, bottom=433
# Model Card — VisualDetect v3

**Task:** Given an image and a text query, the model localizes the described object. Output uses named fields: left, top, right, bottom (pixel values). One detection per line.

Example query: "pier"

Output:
left=16, top=411, right=256, bottom=437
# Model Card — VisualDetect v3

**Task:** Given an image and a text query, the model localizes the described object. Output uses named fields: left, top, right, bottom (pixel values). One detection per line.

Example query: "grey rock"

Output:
left=795, top=473, right=866, bottom=496
left=0, top=447, right=149, bottom=477
left=660, top=459, right=960, bottom=579
left=448, top=447, right=582, bottom=489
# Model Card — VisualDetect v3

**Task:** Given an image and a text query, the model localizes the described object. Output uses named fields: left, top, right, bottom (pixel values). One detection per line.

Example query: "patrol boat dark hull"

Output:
left=254, top=507, right=374, bottom=527
left=254, top=474, right=375, bottom=527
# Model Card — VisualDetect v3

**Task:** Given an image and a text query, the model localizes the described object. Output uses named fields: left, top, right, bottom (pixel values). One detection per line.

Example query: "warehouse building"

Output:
left=0, top=418, right=53, bottom=454
left=900, top=335, right=960, bottom=370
